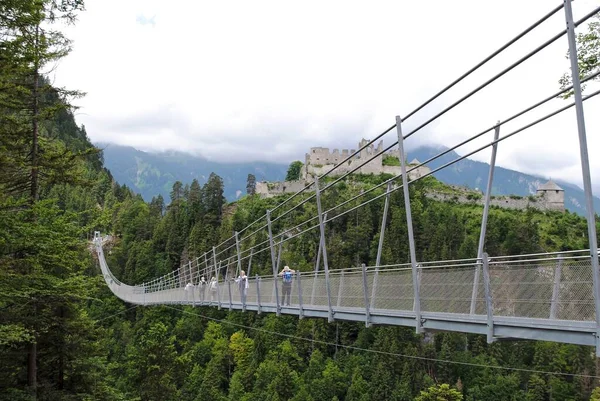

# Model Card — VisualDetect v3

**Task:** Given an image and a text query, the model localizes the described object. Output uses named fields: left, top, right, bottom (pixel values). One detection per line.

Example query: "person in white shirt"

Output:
left=235, top=270, right=249, bottom=304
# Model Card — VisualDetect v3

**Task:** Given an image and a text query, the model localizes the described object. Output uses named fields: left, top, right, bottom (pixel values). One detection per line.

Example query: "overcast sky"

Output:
left=54, top=0, right=600, bottom=191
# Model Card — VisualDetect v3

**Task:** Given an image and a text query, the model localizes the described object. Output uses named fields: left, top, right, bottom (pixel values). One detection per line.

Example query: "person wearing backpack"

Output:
left=279, top=265, right=296, bottom=306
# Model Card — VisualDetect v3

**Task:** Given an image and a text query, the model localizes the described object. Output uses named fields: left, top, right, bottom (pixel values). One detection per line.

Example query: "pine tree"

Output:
left=246, top=173, right=256, bottom=196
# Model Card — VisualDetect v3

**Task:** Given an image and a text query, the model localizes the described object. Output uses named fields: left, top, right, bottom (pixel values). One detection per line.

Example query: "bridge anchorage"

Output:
left=95, top=0, right=600, bottom=355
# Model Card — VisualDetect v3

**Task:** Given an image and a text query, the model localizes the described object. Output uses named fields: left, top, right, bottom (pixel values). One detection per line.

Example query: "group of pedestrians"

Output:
left=183, top=276, right=218, bottom=303
left=182, top=265, right=298, bottom=306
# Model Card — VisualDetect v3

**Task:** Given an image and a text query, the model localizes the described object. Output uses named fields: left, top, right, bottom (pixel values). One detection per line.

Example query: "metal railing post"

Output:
left=204, top=252, right=209, bottom=281
left=213, top=246, right=222, bottom=310
left=276, top=240, right=283, bottom=269
left=482, top=253, right=495, bottom=343
left=471, top=123, right=501, bottom=314
left=235, top=231, right=246, bottom=311
left=315, top=178, right=334, bottom=322
left=235, top=231, right=242, bottom=278
left=256, top=275, right=262, bottom=314
left=266, top=210, right=281, bottom=316
left=376, top=182, right=393, bottom=266
left=550, top=256, right=563, bottom=319
left=227, top=263, right=233, bottom=311
left=247, top=249, right=253, bottom=278
left=337, top=270, right=344, bottom=308
left=297, top=271, right=304, bottom=319
left=361, top=264, right=371, bottom=327
left=370, top=266, right=379, bottom=311
left=311, top=212, right=326, bottom=306
left=563, top=0, right=600, bottom=356
left=395, top=115, right=422, bottom=333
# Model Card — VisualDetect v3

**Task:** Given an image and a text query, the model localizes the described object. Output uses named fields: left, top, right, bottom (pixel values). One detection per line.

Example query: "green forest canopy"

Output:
left=2, top=0, right=600, bottom=399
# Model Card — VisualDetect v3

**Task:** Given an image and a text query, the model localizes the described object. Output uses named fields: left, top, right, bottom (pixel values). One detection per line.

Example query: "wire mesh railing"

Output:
left=95, top=234, right=596, bottom=323
left=94, top=0, right=600, bottom=352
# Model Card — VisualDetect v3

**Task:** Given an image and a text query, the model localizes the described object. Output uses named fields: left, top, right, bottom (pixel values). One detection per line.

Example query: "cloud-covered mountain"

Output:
left=100, top=143, right=599, bottom=215
left=99, top=144, right=288, bottom=201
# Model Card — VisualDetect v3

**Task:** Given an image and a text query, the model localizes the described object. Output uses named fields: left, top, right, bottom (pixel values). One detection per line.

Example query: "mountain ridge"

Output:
left=408, top=145, right=600, bottom=215
left=99, top=143, right=600, bottom=215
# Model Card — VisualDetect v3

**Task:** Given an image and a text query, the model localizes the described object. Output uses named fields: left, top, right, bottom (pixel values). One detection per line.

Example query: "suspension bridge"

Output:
left=95, top=1, right=600, bottom=355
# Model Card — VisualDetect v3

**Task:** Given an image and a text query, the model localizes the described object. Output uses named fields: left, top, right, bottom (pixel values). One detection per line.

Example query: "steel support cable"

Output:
left=270, top=88, right=600, bottom=253
left=273, top=140, right=399, bottom=224
left=402, top=3, right=564, bottom=121
left=489, top=249, right=591, bottom=260
left=239, top=3, right=570, bottom=231
left=403, top=5, right=600, bottom=142
left=124, top=6, right=600, bottom=288
left=265, top=6, right=600, bottom=228
left=409, top=88, right=600, bottom=187
left=240, top=222, right=268, bottom=243
left=259, top=124, right=399, bottom=223
left=199, top=5, right=568, bottom=239
left=167, top=305, right=600, bottom=379
left=215, top=240, right=238, bottom=258
left=209, top=235, right=237, bottom=259
left=274, top=3, right=600, bottom=230
left=275, top=67, right=600, bottom=234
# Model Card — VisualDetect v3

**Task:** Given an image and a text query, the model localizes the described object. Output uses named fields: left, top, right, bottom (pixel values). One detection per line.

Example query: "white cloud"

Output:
left=54, top=0, right=600, bottom=192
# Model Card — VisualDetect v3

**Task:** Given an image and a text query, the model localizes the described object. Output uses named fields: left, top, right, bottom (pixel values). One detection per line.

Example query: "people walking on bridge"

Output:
left=279, top=265, right=296, bottom=306
left=184, top=281, right=194, bottom=304
left=236, top=270, right=249, bottom=304
left=199, top=276, right=207, bottom=303
left=209, top=276, right=217, bottom=303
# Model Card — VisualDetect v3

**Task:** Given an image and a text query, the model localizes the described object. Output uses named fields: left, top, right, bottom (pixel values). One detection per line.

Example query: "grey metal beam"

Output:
left=337, top=270, right=344, bottom=309
left=395, top=115, right=422, bottom=333
left=550, top=256, right=563, bottom=319
left=212, top=247, right=221, bottom=310
left=227, top=266, right=233, bottom=311
left=563, top=0, right=600, bottom=356
left=376, top=182, right=393, bottom=267
left=266, top=209, right=281, bottom=316
left=482, top=253, right=494, bottom=343
left=311, top=212, right=326, bottom=305
left=276, top=240, right=283, bottom=271
left=370, top=266, right=379, bottom=312
left=471, top=123, right=501, bottom=314
left=315, top=178, right=334, bottom=322
left=247, top=249, right=253, bottom=278
left=256, top=275, right=262, bottom=314
left=297, top=271, right=304, bottom=319
left=362, top=264, right=371, bottom=327
left=235, top=231, right=242, bottom=278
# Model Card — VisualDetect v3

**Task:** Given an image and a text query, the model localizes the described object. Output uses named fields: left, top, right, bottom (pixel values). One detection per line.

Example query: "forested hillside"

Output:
left=94, top=171, right=600, bottom=401
left=99, top=144, right=288, bottom=202
left=2, top=1, right=600, bottom=400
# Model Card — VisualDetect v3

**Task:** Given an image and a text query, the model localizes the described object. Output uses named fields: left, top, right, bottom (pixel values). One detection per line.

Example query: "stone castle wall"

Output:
left=426, top=191, right=564, bottom=212
left=301, top=139, right=431, bottom=182
left=255, top=180, right=308, bottom=198
left=255, top=138, right=565, bottom=213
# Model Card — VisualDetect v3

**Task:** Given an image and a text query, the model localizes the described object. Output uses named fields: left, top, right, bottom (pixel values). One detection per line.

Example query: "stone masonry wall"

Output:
left=255, top=180, right=308, bottom=198
left=426, top=191, right=564, bottom=212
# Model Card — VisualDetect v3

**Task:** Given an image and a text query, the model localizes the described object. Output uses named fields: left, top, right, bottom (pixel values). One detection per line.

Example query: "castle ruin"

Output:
left=255, top=139, right=565, bottom=213
left=300, top=139, right=430, bottom=181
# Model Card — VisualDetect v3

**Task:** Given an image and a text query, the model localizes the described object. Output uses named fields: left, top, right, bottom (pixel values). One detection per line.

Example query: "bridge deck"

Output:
left=95, top=240, right=598, bottom=348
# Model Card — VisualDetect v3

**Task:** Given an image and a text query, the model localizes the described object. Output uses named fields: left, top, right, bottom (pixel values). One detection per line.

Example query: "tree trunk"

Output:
left=28, top=341, right=37, bottom=399
left=30, top=24, right=40, bottom=203
left=27, top=24, right=41, bottom=400
left=58, top=306, right=64, bottom=390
